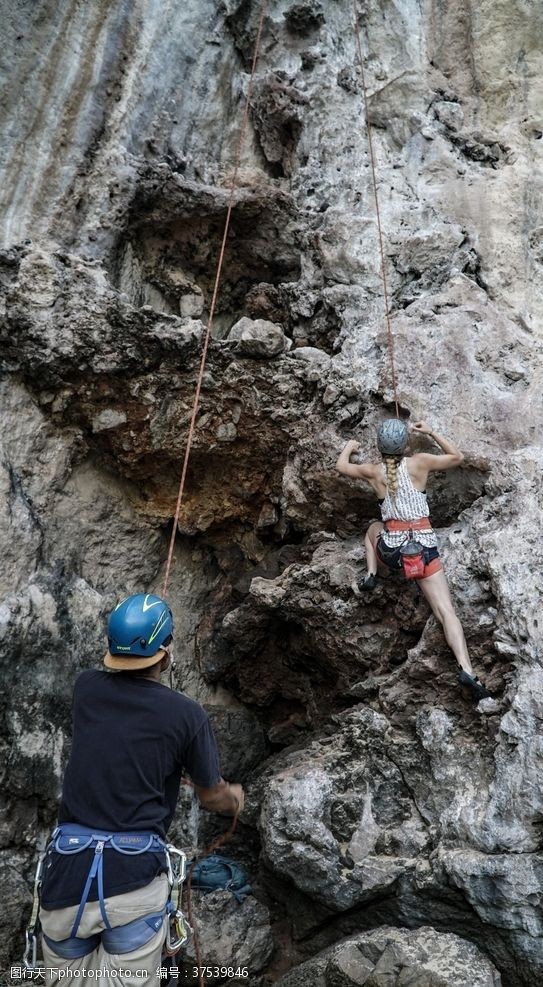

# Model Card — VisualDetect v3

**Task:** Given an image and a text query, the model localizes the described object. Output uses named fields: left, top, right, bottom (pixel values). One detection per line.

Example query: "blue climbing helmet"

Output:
left=107, top=593, right=173, bottom=659
left=377, top=418, right=409, bottom=457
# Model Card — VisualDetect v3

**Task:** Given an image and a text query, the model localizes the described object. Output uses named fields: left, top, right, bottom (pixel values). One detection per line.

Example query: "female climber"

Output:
left=336, top=419, right=491, bottom=702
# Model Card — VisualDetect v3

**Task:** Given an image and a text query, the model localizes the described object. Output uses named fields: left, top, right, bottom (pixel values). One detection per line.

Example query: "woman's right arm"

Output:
left=336, top=440, right=379, bottom=480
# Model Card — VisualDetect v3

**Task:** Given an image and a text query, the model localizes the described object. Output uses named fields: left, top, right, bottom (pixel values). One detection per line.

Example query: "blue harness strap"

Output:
left=102, top=911, right=166, bottom=953
left=50, top=824, right=168, bottom=941
left=68, top=840, right=110, bottom=938
left=44, top=912, right=167, bottom=958
left=42, top=931, right=100, bottom=960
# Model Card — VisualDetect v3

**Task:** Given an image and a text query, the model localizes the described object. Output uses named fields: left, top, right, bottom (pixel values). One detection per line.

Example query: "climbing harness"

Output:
left=23, top=825, right=189, bottom=968
left=384, top=517, right=433, bottom=534
left=382, top=520, right=433, bottom=579
left=352, top=1, right=400, bottom=418
left=47, top=825, right=171, bottom=954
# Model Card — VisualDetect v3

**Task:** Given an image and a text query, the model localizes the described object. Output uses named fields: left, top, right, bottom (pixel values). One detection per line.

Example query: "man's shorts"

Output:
left=376, top=535, right=442, bottom=579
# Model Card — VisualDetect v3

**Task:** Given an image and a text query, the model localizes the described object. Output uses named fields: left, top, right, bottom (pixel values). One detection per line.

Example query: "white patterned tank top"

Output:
left=380, top=458, right=437, bottom=548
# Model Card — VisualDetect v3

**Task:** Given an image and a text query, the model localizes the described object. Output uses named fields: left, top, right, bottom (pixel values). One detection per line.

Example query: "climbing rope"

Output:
left=184, top=801, right=240, bottom=987
left=160, top=2, right=267, bottom=981
left=160, top=3, right=397, bottom=980
left=352, top=0, right=400, bottom=418
left=161, top=0, right=269, bottom=598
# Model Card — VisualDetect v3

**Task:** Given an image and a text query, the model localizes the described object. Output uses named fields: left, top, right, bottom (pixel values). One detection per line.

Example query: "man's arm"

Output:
left=412, top=421, right=464, bottom=471
left=336, top=440, right=379, bottom=480
left=183, top=713, right=244, bottom=816
left=193, top=779, right=244, bottom=815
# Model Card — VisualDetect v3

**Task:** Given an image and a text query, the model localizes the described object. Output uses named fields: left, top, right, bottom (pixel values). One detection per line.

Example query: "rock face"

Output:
left=253, top=707, right=542, bottom=982
left=274, top=926, right=502, bottom=987
left=183, top=890, right=274, bottom=976
left=1, top=1, right=543, bottom=986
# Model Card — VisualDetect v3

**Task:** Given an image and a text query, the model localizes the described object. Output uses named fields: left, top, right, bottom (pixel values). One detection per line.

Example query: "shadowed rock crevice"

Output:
left=250, top=72, right=308, bottom=179
left=448, top=131, right=515, bottom=169
left=110, top=180, right=303, bottom=332
left=262, top=876, right=515, bottom=986
left=389, top=228, right=484, bottom=310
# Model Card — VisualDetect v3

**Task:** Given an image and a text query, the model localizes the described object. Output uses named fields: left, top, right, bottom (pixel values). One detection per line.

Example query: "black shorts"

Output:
left=376, top=537, right=441, bottom=579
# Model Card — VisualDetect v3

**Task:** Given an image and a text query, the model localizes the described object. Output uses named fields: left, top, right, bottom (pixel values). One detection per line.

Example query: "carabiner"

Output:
left=166, top=845, right=186, bottom=884
left=23, top=929, right=38, bottom=971
left=165, top=910, right=191, bottom=952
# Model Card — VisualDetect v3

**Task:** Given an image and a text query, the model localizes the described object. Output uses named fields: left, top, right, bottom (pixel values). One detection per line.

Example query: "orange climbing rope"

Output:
left=184, top=802, right=240, bottom=984
left=160, top=2, right=268, bottom=981
left=161, top=0, right=269, bottom=599
left=351, top=1, right=400, bottom=418
left=160, top=4, right=398, bottom=976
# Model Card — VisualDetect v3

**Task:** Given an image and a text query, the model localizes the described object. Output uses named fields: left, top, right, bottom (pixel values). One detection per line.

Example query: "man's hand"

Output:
left=228, top=783, right=245, bottom=815
left=411, top=421, right=433, bottom=436
left=193, top=778, right=245, bottom=816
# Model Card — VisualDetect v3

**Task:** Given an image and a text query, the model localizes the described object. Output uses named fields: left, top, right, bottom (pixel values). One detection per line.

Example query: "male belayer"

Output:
left=336, top=419, right=491, bottom=702
left=37, top=593, right=244, bottom=985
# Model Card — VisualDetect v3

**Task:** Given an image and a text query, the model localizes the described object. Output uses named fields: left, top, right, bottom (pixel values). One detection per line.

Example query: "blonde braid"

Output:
left=384, top=456, right=400, bottom=499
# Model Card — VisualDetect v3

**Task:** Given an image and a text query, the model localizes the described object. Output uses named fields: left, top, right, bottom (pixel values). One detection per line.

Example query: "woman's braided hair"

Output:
left=377, top=419, right=409, bottom=500
left=383, top=456, right=401, bottom=498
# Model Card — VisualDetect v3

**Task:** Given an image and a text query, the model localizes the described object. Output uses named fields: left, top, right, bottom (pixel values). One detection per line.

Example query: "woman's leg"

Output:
left=364, top=521, right=384, bottom=577
left=416, top=568, right=474, bottom=674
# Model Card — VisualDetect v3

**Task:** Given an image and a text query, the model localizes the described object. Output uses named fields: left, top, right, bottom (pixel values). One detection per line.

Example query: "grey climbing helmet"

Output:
left=377, top=419, right=409, bottom=457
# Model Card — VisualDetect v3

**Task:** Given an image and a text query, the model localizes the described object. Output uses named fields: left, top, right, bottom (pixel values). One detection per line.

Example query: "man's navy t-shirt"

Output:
left=41, top=669, right=221, bottom=909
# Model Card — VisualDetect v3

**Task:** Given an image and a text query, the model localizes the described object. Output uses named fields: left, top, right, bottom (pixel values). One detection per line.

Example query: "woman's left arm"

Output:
left=412, top=421, right=464, bottom=471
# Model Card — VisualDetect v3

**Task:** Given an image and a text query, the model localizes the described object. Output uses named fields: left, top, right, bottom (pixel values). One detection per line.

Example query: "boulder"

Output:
left=227, top=317, right=290, bottom=358
left=274, top=926, right=502, bottom=987
left=182, top=890, right=273, bottom=974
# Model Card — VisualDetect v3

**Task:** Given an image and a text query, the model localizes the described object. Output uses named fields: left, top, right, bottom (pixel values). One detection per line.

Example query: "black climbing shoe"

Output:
left=458, top=670, right=492, bottom=702
left=359, top=573, right=377, bottom=591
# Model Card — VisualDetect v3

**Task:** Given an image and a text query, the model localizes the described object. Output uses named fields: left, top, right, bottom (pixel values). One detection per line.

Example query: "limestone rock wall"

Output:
left=1, top=1, right=542, bottom=985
